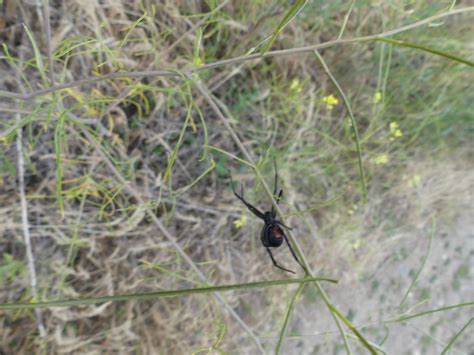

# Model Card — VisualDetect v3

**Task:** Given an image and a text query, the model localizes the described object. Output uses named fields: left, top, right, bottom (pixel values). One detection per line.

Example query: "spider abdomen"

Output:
left=263, top=225, right=284, bottom=247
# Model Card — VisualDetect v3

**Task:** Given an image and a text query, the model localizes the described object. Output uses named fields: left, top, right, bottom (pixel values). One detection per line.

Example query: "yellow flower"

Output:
left=390, top=121, right=403, bottom=138
left=233, top=211, right=247, bottom=228
left=374, top=154, right=389, bottom=165
left=373, top=91, right=382, bottom=103
left=407, top=174, right=421, bottom=188
left=352, top=239, right=361, bottom=250
left=193, top=57, right=204, bottom=66
left=290, top=79, right=302, bottom=93
left=322, top=94, right=339, bottom=110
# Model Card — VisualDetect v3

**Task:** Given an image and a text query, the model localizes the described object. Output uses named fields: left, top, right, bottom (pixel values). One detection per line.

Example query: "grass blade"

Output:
left=206, top=145, right=254, bottom=167
left=313, top=50, right=368, bottom=201
left=0, top=276, right=337, bottom=310
left=173, top=158, right=216, bottom=196
left=375, top=37, right=474, bottom=67
left=386, top=302, right=474, bottom=323
left=260, top=0, right=308, bottom=54
left=399, top=216, right=435, bottom=308
left=275, top=283, right=305, bottom=354
left=337, top=0, right=357, bottom=40
left=54, top=111, right=66, bottom=217
left=23, top=24, right=48, bottom=84
left=440, top=317, right=473, bottom=355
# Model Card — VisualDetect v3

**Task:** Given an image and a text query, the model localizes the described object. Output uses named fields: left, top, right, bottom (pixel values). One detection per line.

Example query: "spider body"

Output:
left=228, top=159, right=306, bottom=274
left=262, top=224, right=284, bottom=248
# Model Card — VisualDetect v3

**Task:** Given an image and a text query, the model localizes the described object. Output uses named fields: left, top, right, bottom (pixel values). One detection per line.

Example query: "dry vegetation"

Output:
left=0, top=0, right=473, bottom=354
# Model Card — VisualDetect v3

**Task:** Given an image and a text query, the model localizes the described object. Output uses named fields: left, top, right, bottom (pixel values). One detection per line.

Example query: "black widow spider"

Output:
left=228, top=159, right=306, bottom=274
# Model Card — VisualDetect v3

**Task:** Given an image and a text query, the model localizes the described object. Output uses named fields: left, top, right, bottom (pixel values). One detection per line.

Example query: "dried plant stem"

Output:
left=42, top=0, right=54, bottom=86
left=77, top=126, right=266, bottom=354
left=16, top=113, right=46, bottom=337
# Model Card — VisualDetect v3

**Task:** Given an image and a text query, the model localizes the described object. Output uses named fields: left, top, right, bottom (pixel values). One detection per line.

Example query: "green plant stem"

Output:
left=329, top=304, right=377, bottom=355
left=0, top=276, right=336, bottom=310
left=385, top=301, right=474, bottom=323
left=399, top=216, right=435, bottom=308
left=275, top=283, right=305, bottom=354
left=313, top=50, right=368, bottom=201
left=440, top=317, right=473, bottom=355
left=375, top=37, right=474, bottom=66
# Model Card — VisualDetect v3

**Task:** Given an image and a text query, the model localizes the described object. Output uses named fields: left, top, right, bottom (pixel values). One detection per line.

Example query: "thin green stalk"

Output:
left=345, top=333, right=387, bottom=354
left=385, top=302, right=474, bottom=323
left=337, top=0, right=357, bottom=39
left=205, top=145, right=254, bottom=167
left=173, top=158, right=216, bottom=196
left=194, top=106, right=209, bottom=161
left=118, top=12, right=147, bottom=51
left=283, top=188, right=351, bottom=218
left=0, top=276, right=337, bottom=310
left=399, top=216, right=435, bottom=308
left=23, top=24, right=48, bottom=84
left=275, top=283, right=305, bottom=354
left=329, top=304, right=377, bottom=355
left=313, top=50, right=368, bottom=201
left=163, top=79, right=194, bottom=185
left=54, top=111, right=66, bottom=217
left=381, top=43, right=392, bottom=103
left=375, top=37, right=474, bottom=67
left=260, top=0, right=308, bottom=54
left=440, top=317, right=473, bottom=355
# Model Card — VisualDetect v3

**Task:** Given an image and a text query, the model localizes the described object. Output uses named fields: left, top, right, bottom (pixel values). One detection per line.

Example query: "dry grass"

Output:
left=0, top=1, right=472, bottom=353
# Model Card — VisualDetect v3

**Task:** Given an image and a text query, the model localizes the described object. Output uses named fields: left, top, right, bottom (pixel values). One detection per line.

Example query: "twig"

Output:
left=16, top=112, right=46, bottom=337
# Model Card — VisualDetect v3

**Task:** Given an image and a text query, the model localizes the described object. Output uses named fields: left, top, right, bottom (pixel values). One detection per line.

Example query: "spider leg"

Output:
left=228, top=170, right=265, bottom=220
left=265, top=248, right=295, bottom=274
left=271, top=187, right=284, bottom=217
left=281, top=233, right=307, bottom=274
left=273, top=157, right=278, bottom=197
left=276, top=220, right=293, bottom=231
left=276, top=189, right=283, bottom=204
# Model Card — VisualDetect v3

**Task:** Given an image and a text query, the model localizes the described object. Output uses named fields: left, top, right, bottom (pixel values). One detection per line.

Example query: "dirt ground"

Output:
left=277, top=210, right=473, bottom=354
